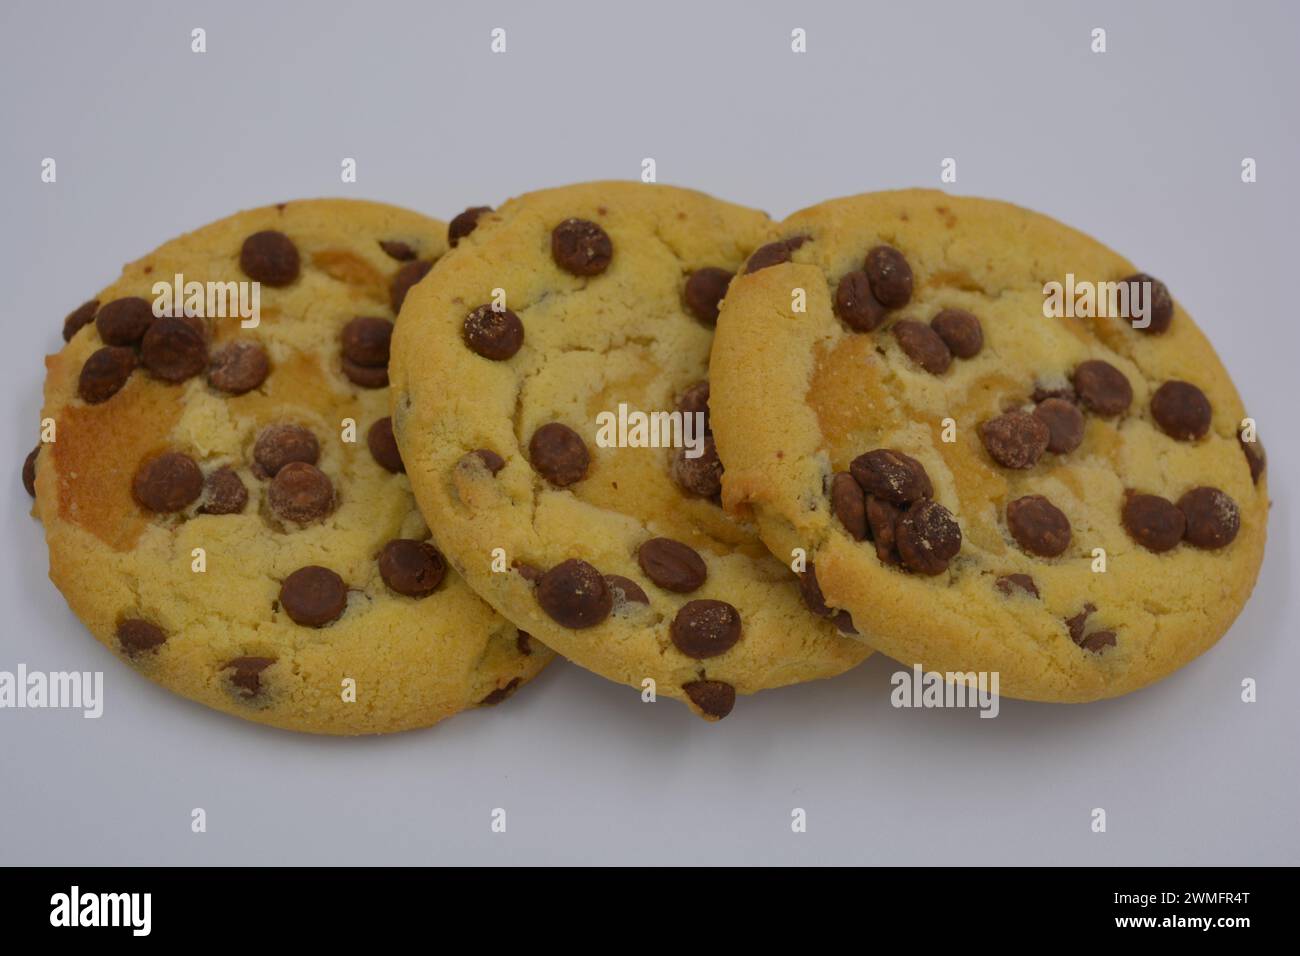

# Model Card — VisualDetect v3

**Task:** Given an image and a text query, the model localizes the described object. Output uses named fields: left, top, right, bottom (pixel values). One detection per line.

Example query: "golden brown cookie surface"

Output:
left=710, top=190, right=1267, bottom=702
left=389, top=182, right=869, bottom=721
left=35, top=199, right=550, bottom=734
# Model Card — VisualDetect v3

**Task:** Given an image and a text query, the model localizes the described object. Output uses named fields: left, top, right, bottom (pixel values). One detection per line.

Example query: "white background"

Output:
left=1, top=0, right=1296, bottom=865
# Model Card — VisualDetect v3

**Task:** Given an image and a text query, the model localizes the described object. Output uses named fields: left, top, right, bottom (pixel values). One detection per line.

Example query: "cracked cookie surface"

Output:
left=389, top=182, right=868, bottom=720
left=710, top=190, right=1267, bottom=702
left=35, top=199, right=550, bottom=734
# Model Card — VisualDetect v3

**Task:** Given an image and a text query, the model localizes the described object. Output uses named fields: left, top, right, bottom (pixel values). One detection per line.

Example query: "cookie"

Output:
left=388, top=182, right=869, bottom=721
left=33, top=199, right=551, bottom=734
left=710, top=190, right=1267, bottom=702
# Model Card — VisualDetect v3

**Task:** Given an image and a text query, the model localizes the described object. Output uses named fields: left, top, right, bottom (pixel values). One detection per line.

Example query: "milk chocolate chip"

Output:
left=1006, top=494, right=1071, bottom=557
left=895, top=499, right=962, bottom=575
left=254, top=423, right=319, bottom=477
left=551, top=218, right=612, bottom=276
left=279, top=566, right=347, bottom=627
left=1121, top=492, right=1186, bottom=553
left=240, top=231, right=300, bottom=287
left=830, top=471, right=867, bottom=540
left=528, top=423, right=589, bottom=487
left=78, top=347, right=136, bottom=403
left=670, top=600, right=741, bottom=659
left=979, top=411, right=1050, bottom=469
left=1033, top=397, right=1085, bottom=454
left=637, top=537, right=707, bottom=593
left=95, top=297, right=155, bottom=346
left=849, top=449, right=932, bottom=505
left=132, top=452, right=203, bottom=513
left=1178, top=487, right=1240, bottom=550
left=1150, top=381, right=1211, bottom=441
left=930, top=309, right=983, bottom=358
left=536, top=559, right=612, bottom=628
left=1073, top=360, right=1132, bottom=417
left=462, top=305, right=524, bottom=361
left=864, top=245, right=913, bottom=308
left=378, top=539, right=447, bottom=597
left=208, top=341, right=269, bottom=394
left=834, top=271, right=886, bottom=332
left=892, top=319, right=952, bottom=375
left=268, top=462, right=335, bottom=523
left=448, top=206, right=491, bottom=247
left=141, top=316, right=207, bottom=383
left=684, top=267, right=733, bottom=325
left=682, top=680, right=736, bottom=720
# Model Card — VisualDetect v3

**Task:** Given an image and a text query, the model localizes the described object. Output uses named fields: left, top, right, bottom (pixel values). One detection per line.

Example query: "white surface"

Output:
left=1, top=0, right=1296, bottom=865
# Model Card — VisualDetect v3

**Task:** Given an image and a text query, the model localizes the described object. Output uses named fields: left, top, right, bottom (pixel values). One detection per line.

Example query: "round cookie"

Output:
left=710, top=190, right=1267, bottom=703
left=389, top=182, right=869, bottom=721
left=34, top=199, right=550, bottom=734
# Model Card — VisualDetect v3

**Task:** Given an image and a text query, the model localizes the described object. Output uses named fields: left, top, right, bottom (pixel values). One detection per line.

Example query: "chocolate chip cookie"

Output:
left=388, top=182, right=869, bottom=721
left=34, top=199, right=550, bottom=734
left=710, top=190, right=1267, bottom=702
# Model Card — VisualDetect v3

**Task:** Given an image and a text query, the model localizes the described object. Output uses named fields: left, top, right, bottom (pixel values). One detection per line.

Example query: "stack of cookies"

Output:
left=24, top=184, right=1268, bottom=733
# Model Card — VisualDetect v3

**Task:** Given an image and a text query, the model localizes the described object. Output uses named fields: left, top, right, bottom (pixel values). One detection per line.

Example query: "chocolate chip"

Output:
left=1177, top=487, right=1240, bottom=550
left=95, top=297, right=155, bottom=346
left=528, top=423, right=589, bottom=487
left=462, top=305, right=524, bottom=361
left=279, top=566, right=347, bottom=627
left=671, top=438, right=723, bottom=498
left=390, top=259, right=433, bottom=312
left=1121, top=492, right=1186, bottom=553
left=896, top=499, right=962, bottom=575
left=367, top=417, right=404, bottom=473
left=1006, top=495, right=1071, bottom=557
left=1080, top=630, right=1117, bottom=653
left=342, top=357, right=389, bottom=388
left=22, top=445, right=38, bottom=497
left=670, top=599, right=742, bottom=659
left=199, top=466, right=248, bottom=515
left=253, top=423, right=319, bottom=477
left=683, top=267, right=733, bottom=324
left=798, top=563, right=837, bottom=618
left=535, top=559, right=612, bottom=628
left=208, top=341, right=270, bottom=394
left=1150, top=380, right=1211, bottom=441
left=117, top=619, right=166, bottom=656
left=1033, top=397, right=1085, bottom=454
left=866, top=495, right=902, bottom=565
left=1119, top=273, right=1173, bottom=334
left=448, top=206, right=491, bottom=247
left=132, top=452, right=203, bottom=513
left=833, top=271, right=886, bottom=332
left=864, top=245, right=913, bottom=308
left=479, top=678, right=521, bottom=706
left=930, top=308, right=983, bottom=358
left=62, top=299, right=99, bottom=342
left=849, top=449, right=932, bottom=505
left=341, top=316, right=393, bottom=367
left=995, top=574, right=1039, bottom=598
left=378, top=539, right=446, bottom=597
left=240, top=231, right=300, bottom=287
left=892, top=319, right=952, bottom=375
left=1240, top=434, right=1266, bottom=484
left=683, top=680, right=736, bottom=720
left=268, top=462, right=334, bottom=523
left=745, top=236, right=808, bottom=274
left=979, top=411, right=1050, bottom=469
left=379, top=239, right=417, bottom=261
left=78, top=346, right=136, bottom=403
left=638, top=537, right=708, bottom=593
left=1065, top=603, right=1096, bottom=644
left=140, top=316, right=207, bottom=383
left=551, top=218, right=612, bottom=276
left=516, top=632, right=533, bottom=655
left=676, top=381, right=711, bottom=434
left=1072, top=360, right=1132, bottom=417
left=1032, top=383, right=1076, bottom=404
left=830, top=472, right=867, bottom=540
left=226, top=656, right=276, bottom=696
left=460, top=448, right=505, bottom=475
left=605, top=574, right=649, bottom=606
